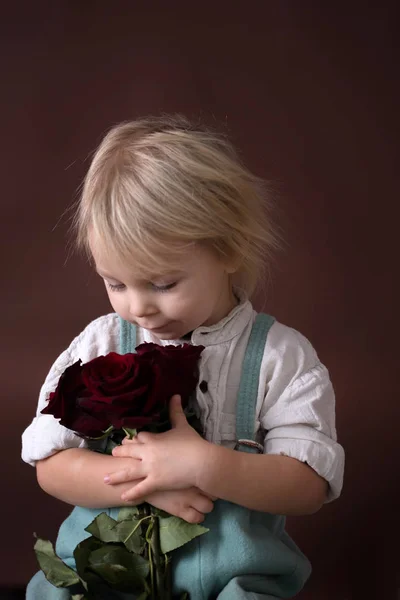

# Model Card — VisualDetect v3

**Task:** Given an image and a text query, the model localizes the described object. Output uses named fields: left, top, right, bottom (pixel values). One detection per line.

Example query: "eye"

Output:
left=106, top=282, right=126, bottom=292
left=151, top=282, right=177, bottom=293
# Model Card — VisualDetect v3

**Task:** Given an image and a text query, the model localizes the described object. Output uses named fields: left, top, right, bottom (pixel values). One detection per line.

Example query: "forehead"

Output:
left=90, top=238, right=189, bottom=279
left=90, top=236, right=219, bottom=281
left=93, top=251, right=183, bottom=281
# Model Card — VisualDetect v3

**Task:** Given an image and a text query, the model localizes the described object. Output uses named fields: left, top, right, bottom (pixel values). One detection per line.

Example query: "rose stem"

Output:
left=150, top=510, right=166, bottom=600
left=164, top=553, right=172, bottom=599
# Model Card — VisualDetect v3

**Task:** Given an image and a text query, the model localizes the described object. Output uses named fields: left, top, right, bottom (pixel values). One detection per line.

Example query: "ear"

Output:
left=224, top=252, right=242, bottom=274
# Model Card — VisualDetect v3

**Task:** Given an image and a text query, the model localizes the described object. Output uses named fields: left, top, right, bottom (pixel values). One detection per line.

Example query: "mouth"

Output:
left=144, top=322, right=172, bottom=332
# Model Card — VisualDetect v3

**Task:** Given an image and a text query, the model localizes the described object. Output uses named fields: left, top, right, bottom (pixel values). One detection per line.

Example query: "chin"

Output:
left=153, top=331, right=180, bottom=341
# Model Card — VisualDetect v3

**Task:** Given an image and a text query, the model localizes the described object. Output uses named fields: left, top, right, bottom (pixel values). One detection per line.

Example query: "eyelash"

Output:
left=106, top=283, right=125, bottom=292
left=106, top=282, right=177, bottom=293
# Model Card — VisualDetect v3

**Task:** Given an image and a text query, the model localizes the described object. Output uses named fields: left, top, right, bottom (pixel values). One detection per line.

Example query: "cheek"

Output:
left=173, top=297, right=207, bottom=322
left=161, top=295, right=196, bottom=319
left=106, top=290, right=126, bottom=315
left=105, top=287, right=114, bottom=306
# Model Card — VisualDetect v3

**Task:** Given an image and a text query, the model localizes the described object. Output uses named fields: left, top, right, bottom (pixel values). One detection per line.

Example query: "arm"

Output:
left=37, top=447, right=214, bottom=523
left=36, top=448, right=140, bottom=508
left=109, top=396, right=328, bottom=515
left=196, top=444, right=327, bottom=515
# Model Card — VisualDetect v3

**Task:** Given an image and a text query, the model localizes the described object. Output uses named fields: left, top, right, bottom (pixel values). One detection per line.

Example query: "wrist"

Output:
left=195, top=442, right=232, bottom=494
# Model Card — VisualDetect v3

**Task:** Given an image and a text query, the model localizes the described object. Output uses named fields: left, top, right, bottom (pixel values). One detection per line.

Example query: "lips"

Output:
left=144, top=322, right=171, bottom=331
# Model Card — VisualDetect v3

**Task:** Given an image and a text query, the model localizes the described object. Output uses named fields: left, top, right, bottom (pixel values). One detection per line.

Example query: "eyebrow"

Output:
left=96, top=268, right=185, bottom=281
left=96, top=269, right=114, bottom=278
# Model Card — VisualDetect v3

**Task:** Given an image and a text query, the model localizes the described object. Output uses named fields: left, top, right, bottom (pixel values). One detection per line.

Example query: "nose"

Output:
left=128, top=290, right=157, bottom=319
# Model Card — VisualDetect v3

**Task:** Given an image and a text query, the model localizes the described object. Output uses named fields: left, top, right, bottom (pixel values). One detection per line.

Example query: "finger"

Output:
left=181, top=508, right=205, bottom=524
left=121, top=436, right=140, bottom=445
left=121, top=478, right=158, bottom=502
left=169, top=395, right=187, bottom=428
left=104, top=466, right=145, bottom=485
left=191, top=494, right=214, bottom=514
left=192, top=486, right=218, bottom=502
left=136, top=431, right=155, bottom=443
left=112, top=444, right=142, bottom=458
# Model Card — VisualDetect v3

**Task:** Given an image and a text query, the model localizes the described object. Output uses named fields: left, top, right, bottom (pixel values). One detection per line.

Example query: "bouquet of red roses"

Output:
left=34, top=342, right=206, bottom=600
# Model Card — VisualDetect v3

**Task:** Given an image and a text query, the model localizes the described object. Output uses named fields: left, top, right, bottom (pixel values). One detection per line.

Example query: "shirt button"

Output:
left=199, top=380, right=208, bottom=393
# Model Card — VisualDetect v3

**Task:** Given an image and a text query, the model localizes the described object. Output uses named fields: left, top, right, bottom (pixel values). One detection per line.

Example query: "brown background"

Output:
left=1, top=2, right=398, bottom=598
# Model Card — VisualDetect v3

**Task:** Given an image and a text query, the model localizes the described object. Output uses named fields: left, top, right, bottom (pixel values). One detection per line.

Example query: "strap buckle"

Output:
left=234, top=438, right=264, bottom=453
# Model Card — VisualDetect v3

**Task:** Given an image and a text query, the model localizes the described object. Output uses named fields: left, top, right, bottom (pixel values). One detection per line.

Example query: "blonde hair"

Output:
left=75, top=115, right=279, bottom=297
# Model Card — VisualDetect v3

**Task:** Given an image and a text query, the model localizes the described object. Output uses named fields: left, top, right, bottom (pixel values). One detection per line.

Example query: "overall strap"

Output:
left=119, top=317, right=137, bottom=354
left=235, top=313, right=275, bottom=453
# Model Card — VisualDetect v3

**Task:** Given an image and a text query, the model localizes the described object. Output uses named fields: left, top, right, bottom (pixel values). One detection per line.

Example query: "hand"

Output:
left=143, top=487, right=215, bottom=524
left=108, top=395, right=211, bottom=501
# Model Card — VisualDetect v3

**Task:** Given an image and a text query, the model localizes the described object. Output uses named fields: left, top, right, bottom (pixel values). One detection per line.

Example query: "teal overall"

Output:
left=26, top=314, right=311, bottom=599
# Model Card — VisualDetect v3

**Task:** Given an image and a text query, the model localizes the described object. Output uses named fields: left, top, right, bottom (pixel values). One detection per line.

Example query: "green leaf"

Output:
left=112, top=519, right=145, bottom=554
left=104, top=437, right=119, bottom=455
left=90, top=425, right=114, bottom=440
left=88, top=545, right=149, bottom=591
left=159, top=516, right=209, bottom=554
left=150, top=507, right=171, bottom=519
left=117, top=506, right=140, bottom=521
left=74, top=536, right=104, bottom=579
left=122, top=427, right=137, bottom=439
left=84, top=512, right=118, bottom=542
left=71, top=595, right=86, bottom=600
left=84, top=512, right=145, bottom=554
left=34, top=538, right=80, bottom=588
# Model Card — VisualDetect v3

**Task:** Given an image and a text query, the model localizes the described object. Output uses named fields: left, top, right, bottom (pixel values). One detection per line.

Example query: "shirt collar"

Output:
left=143, top=288, right=253, bottom=347
left=191, top=288, right=253, bottom=345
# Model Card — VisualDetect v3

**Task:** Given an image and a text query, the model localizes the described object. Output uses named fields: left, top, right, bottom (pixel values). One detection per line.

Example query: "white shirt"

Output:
left=21, top=297, right=344, bottom=502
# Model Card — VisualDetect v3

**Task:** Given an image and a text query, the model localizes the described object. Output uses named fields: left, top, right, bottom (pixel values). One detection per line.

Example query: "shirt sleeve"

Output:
left=258, top=322, right=345, bottom=503
left=21, top=313, right=121, bottom=466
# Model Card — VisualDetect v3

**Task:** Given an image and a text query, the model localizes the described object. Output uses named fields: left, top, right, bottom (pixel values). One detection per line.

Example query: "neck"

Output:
left=209, top=283, right=239, bottom=326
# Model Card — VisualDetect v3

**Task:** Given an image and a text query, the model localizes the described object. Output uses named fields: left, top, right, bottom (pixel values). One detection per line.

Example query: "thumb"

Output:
left=169, top=394, right=186, bottom=428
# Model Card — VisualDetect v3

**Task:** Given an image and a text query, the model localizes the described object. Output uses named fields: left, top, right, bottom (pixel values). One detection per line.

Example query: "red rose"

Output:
left=41, top=361, right=112, bottom=437
left=41, top=343, right=204, bottom=438
left=135, top=343, right=205, bottom=403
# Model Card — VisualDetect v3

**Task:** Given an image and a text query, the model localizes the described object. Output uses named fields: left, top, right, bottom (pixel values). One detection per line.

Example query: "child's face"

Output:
left=91, top=241, right=237, bottom=340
